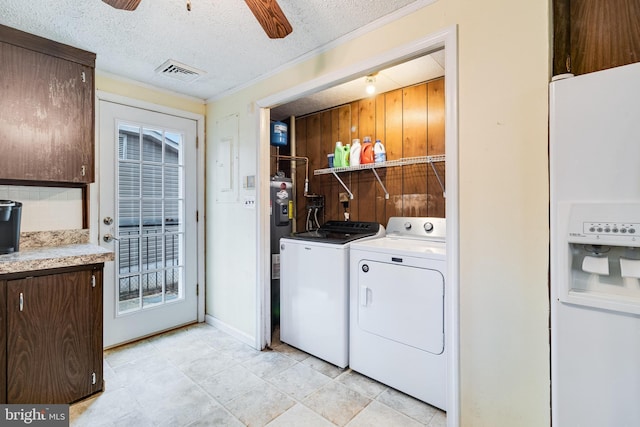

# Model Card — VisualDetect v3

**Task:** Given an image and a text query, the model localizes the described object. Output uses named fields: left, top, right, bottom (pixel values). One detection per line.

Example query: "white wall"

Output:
left=95, top=71, right=206, bottom=117
left=206, top=0, right=550, bottom=426
left=0, top=185, right=83, bottom=231
left=206, top=101, right=260, bottom=339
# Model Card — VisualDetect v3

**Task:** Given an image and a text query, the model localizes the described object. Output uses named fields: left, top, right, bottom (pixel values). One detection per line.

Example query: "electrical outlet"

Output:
left=339, top=192, right=349, bottom=202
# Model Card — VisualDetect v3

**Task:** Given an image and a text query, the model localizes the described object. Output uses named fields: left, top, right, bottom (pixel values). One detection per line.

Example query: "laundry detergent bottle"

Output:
left=343, top=143, right=351, bottom=167
left=374, top=139, right=387, bottom=163
left=334, top=141, right=344, bottom=167
left=361, top=136, right=374, bottom=164
left=350, top=139, right=361, bottom=167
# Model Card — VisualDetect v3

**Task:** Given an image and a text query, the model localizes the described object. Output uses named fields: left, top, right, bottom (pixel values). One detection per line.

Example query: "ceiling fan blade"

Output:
left=102, top=0, right=142, bottom=11
left=244, top=0, right=293, bottom=39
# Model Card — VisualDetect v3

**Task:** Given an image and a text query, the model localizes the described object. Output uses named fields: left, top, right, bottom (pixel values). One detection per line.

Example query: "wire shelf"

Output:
left=313, top=155, right=445, bottom=175
left=312, top=155, right=446, bottom=200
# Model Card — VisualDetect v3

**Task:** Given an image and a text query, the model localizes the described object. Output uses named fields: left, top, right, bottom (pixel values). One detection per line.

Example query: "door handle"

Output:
left=19, top=292, right=23, bottom=312
left=103, top=233, right=119, bottom=243
left=360, top=286, right=369, bottom=307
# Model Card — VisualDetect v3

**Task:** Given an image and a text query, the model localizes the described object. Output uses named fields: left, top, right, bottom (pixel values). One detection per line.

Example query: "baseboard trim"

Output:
left=205, top=314, right=256, bottom=348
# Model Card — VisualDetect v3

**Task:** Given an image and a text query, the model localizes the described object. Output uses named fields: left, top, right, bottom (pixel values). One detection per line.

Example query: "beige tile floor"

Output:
left=71, top=323, right=446, bottom=427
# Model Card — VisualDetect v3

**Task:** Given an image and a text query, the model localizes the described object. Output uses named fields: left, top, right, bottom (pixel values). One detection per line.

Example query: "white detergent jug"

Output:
left=374, top=139, right=386, bottom=163
left=350, top=139, right=361, bottom=167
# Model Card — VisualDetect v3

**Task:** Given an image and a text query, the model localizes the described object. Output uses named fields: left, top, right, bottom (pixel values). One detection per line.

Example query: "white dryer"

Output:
left=349, top=217, right=446, bottom=410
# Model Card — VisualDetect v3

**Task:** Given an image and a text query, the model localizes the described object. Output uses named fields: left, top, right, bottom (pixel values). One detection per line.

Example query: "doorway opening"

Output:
left=256, top=26, right=460, bottom=426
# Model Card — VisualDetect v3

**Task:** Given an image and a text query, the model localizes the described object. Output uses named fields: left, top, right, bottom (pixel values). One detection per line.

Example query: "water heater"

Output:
left=270, top=176, right=293, bottom=330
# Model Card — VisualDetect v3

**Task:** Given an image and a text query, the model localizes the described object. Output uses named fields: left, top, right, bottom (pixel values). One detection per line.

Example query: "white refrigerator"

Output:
left=550, top=63, right=640, bottom=426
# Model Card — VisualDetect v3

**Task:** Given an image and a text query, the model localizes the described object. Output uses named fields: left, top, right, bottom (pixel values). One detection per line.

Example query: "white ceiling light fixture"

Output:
left=365, top=74, right=377, bottom=95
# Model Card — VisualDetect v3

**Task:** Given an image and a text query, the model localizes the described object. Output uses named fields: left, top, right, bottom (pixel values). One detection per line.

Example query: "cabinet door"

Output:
left=553, top=0, right=640, bottom=76
left=6, top=269, right=100, bottom=403
left=0, top=41, right=94, bottom=183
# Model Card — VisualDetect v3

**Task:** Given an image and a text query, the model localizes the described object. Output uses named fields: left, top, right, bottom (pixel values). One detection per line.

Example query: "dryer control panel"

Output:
left=386, top=217, right=446, bottom=241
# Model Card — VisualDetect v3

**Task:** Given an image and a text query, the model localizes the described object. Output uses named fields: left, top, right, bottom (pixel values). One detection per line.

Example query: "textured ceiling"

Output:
left=0, top=0, right=436, bottom=102
left=270, top=51, right=445, bottom=121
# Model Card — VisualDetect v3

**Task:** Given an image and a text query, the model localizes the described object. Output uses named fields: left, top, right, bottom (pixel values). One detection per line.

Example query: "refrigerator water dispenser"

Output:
left=564, top=202, right=640, bottom=315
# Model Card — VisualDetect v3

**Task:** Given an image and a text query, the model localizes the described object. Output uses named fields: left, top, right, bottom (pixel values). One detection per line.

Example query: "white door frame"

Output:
left=255, top=26, right=460, bottom=426
left=92, top=91, right=206, bottom=325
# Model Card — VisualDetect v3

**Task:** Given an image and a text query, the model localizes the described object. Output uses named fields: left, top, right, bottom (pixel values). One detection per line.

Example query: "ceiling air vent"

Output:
left=155, top=60, right=205, bottom=83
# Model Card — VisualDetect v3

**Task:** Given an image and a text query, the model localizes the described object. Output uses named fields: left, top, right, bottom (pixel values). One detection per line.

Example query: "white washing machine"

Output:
left=280, top=221, right=384, bottom=368
left=349, top=217, right=446, bottom=410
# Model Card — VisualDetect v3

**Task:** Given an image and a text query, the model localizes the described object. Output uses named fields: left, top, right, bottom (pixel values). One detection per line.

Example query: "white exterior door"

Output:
left=99, top=100, right=198, bottom=347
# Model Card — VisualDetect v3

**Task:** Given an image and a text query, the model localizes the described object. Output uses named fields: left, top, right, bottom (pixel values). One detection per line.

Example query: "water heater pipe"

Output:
left=290, top=116, right=296, bottom=232
left=272, top=153, right=309, bottom=196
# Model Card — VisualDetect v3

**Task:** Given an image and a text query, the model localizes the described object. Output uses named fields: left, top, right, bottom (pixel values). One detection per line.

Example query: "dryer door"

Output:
left=356, top=259, right=444, bottom=354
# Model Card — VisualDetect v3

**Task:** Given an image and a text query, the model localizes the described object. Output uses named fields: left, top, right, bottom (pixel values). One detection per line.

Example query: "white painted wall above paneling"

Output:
left=0, top=186, right=83, bottom=232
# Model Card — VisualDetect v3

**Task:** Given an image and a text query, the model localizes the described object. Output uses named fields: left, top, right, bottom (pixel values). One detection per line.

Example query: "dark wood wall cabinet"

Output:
left=0, top=24, right=96, bottom=185
left=553, top=0, right=640, bottom=76
left=0, top=264, right=103, bottom=404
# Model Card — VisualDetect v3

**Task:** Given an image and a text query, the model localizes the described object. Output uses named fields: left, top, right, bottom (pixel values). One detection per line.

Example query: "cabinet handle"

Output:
left=19, top=292, right=23, bottom=312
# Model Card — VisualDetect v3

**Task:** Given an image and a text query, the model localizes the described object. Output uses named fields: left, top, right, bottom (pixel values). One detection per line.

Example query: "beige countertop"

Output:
left=0, top=229, right=114, bottom=275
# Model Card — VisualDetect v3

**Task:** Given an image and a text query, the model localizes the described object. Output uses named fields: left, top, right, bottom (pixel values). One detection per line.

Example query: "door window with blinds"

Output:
left=117, top=124, right=185, bottom=313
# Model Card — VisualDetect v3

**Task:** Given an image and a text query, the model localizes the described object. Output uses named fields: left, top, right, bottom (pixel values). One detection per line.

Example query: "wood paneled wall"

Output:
left=273, top=77, right=445, bottom=231
left=553, top=0, right=640, bottom=76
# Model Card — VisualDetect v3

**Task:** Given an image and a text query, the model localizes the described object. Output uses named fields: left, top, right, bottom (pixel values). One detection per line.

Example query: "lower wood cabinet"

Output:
left=0, top=264, right=103, bottom=404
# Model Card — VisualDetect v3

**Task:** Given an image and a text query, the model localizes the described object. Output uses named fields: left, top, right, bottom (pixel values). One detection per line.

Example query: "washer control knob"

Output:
left=424, top=222, right=434, bottom=232
left=404, top=222, right=412, bottom=230
left=362, top=264, right=369, bottom=273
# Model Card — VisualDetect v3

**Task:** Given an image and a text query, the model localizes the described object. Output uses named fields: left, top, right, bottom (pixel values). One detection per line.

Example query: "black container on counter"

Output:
left=0, top=200, right=22, bottom=254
